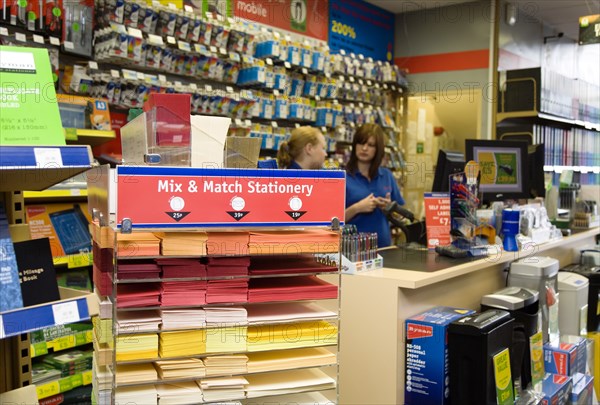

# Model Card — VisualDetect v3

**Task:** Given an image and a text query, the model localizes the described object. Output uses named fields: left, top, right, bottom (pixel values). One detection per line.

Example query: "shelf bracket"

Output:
left=120, top=218, right=132, bottom=234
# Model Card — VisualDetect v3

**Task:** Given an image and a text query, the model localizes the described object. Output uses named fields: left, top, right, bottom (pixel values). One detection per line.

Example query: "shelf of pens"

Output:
left=316, top=225, right=383, bottom=275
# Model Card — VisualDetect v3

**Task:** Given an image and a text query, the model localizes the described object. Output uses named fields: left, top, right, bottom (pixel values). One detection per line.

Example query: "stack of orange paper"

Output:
left=156, top=232, right=208, bottom=256
left=117, top=233, right=160, bottom=257
left=248, top=230, right=339, bottom=254
left=206, top=232, right=250, bottom=256
left=159, top=330, right=206, bottom=358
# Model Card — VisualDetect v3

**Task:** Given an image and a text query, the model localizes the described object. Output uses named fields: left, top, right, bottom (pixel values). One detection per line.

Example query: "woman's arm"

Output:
left=345, top=193, right=379, bottom=222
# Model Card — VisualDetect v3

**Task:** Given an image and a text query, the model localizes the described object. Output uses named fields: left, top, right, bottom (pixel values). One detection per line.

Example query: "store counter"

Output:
left=338, top=228, right=600, bottom=405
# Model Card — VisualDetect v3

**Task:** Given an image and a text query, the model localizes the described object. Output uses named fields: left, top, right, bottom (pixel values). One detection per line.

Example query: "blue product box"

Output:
left=571, top=372, right=593, bottom=404
left=544, top=342, right=578, bottom=376
left=404, top=306, right=475, bottom=405
left=541, top=373, right=572, bottom=405
left=560, top=335, right=587, bottom=374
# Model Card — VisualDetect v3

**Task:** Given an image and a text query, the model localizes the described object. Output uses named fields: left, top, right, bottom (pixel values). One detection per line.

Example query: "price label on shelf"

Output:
left=15, top=32, right=27, bottom=42
left=49, top=36, right=60, bottom=46
left=367, top=80, right=372, bottom=86
left=68, top=252, right=92, bottom=268
left=178, top=41, right=191, bottom=52
left=88, top=61, right=98, bottom=70
left=111, top=69, right=120, bottom=78
left=0, top=27, right=8, bottom=36
left=340, top=49, right=346, bottom=56
left=210, top=46, right=217, bottom=53
left=205, top=84, right=213, bottom=92
left=168, top=2, right=177, bottom=9
left=174, top=81, right=183, bottom=87
left=349, top=76, right=355, bottom=83
left=383, top=84, right=389, bottom=89
left=219, top=47, right=227, bottom=55
left=158, top=74, right=167, bottom=83
left=128, top=27, right=143, bottom=38
left=266, top=58, right=273, bottom=66
left=148, top=34, right=164, bottom=46
left=226, top=86, right=234, bottom=93
left=190, top=83, right=197, bottom=90
left=302, top=68, right=308, bottom=75
left=33, top=34, right=44, bottom=44
left=273, top=90, right=280, bottom=96
left=34, top=148, right=63, bottom=168
left=167, top=36, right=176, bottom=45
left=235, top=118, right=243, bottom=126
left=52, top=301, right=80, bottom=325
left=184, top=4, right=193, bottom=12
left=284, top=62, right=291, bottom=69
left=271, top=121, right=278, bottom=128
left=64, top=41, right=74, bottom=50
left=245, top=119, right=252, bottom=126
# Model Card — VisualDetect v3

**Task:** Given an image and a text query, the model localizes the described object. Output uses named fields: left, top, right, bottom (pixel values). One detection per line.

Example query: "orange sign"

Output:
left=424, top=193, right=451, bottom=249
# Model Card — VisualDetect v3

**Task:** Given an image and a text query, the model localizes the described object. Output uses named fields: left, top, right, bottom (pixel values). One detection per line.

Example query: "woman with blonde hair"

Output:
left=276, top=126, right=328, bottom=169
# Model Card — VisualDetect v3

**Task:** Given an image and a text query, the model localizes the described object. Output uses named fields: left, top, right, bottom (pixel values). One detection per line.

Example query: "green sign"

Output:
left=0, top=46, right=65, bottom=145
left=579, top=14, right=600, bottom=45
left=493, top=348, right=514, bottom=405
left=290, top=0, right=307, bottom=32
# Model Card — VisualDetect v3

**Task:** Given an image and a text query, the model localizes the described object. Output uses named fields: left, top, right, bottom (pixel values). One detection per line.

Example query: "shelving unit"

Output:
left=88, top=165, right=345, bottom=404
left=0, top=145, right=97, bottom=396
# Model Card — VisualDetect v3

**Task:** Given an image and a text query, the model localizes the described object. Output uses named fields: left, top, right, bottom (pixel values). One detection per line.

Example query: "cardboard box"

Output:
left=560, top=335, right=587, bottom=374
left=544, top=342, right=578, bottom=376
left=225, top=136, right=261, bottom=169
left=404, top=306, right=475, bottom=405
left=26, top=203, right=92, bottom=258
left=541, top=373, right=572, bottom=405
left=571, top=372, right=594, bottom=404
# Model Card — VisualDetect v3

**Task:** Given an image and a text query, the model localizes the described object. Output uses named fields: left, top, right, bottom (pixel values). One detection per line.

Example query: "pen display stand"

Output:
left=450, top=172, right=479, bottom=241
left=317, top=253, right=383, bottom=275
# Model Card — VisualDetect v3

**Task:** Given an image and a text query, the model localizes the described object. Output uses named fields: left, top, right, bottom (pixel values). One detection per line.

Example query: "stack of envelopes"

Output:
left=159, top=330, right=206, bottom=358
left=115, top=363, right=157, bottom=384
left=199, top=376, right=248, bottom=402
left=156, top=232, right=207, bottom=256
left=156, top=382, right=204, bottom=405
left=154, top=358, right=206, bottom=380
left=204, top=354, right=248, bottom=376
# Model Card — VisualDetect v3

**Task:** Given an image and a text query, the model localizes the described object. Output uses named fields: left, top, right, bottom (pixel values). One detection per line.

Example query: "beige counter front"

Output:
left=338, top=228, right=599, bottom=404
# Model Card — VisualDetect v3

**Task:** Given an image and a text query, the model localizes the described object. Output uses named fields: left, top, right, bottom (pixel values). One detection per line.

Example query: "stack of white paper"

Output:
left=115, top=385, right=158, bottom=404
left=199, top=376, right=248, bottom=402
left=116, top=310, right=162, bottom=334
left=154, top=358, right=206, bottom=380
left=115, top=363, right=158, bottom=385
left=204, top=355, right=248, bottom=376
left=205, top=307, right=248, bottom=327
left=161, top=309, right=206, bottom=330
left=245, top=369, right=335, bottom=398
left=156, top=382, right=203, bottom=405
left=246, top=348, right=336, bottom=373
left=246, top=302, right=337, bottom=325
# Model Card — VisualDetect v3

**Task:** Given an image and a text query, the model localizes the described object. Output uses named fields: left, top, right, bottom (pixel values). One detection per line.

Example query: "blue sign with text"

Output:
left=328, top=0, right=394, bottom=61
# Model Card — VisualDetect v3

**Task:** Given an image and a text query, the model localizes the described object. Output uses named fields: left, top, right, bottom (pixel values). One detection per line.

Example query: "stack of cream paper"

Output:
left=161, top=309, right=206, bottom=330
left=205, top=307, right=248, bottom=327
left=154, top=358, right=206, bottom=380
left=115, top=363, right=157, bottom=384
left=246, top=348, right=336, bottom=373
left=92, top=357, right=112, bottom=392
left=243, top=391, right=332, bottom=405
left=116, top=310, right=161, bottom=334
left=156, top=232, right=208, bottom=256
left=245, top=369, right=335, bottom=398
left=199, top=376, right=248, bottom=402
left=247, top=321, right=337, bottom=352
left=246, top=302, right=336, bottom=325
left=204, top=355, right=248, bottom=376
left=159, top=330, right=206, bottom=358
left=116, top=333, right=158, bottom=361
left=206, top=326, right=247, bottom=353
left=115, top=385, right=158, bottom=404
left=156, top=382, right=204, bottom=405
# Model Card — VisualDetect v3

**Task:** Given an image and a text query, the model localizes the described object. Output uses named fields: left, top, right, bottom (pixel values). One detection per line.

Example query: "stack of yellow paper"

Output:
left=117, top=233, right=160, bottom=257
left=116, top=333, right=158, bottom=361
left=204, top=355, right=248, bottom=376
left=199, top=376, right=248, bottom=402
left=115, top=385, right=157, bottom=404
left=205, top=327, right=247, bottom=353
left=156, top=232, right=208, bottom=256
left=154, top=358, right=206, bottom=380
left=246, top=348, right=336, bottom=373
left=247, top=321, right=337, bottom=352
left=115, top=363, right=157, bottom=385
left=156, top=382, right=204, bottom=405
left=159, top=330, right=206, bottom=358
left=248, top=230, right=339, bottom=255
left=245, top=369, right=336, bottom=398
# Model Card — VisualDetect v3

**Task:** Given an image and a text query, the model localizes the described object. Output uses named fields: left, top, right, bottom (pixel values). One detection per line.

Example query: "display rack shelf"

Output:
left=31, top=330, right=93, bottom=358
left=36, top=369, right=92, bottom=400
left=0, top=288, right=97, bottom=339
left=0, top=145, right=93, bottom=192
left=497, top=110, right=600, bottom=131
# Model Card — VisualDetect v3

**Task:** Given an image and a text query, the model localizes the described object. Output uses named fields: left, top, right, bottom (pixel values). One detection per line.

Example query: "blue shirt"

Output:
left=345, top=167, right=405, bottom=247
left=288, top=161, right=302, bottom=169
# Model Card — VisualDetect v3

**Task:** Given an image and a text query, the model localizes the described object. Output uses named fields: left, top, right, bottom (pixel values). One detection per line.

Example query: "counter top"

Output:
left=352, top=228, right=600, bottom=289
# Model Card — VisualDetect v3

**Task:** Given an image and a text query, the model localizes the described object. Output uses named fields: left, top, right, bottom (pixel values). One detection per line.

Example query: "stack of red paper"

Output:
left=207, top=257, right=250, bottom=278
left=249, top=255, right=338, bottom=276
left=117, top=284, right=161, bottom=308
left=161, top=281, right=207, bottom=306
left=206, top=232, right=250, bottom=256
left=248, top=276, right=338, bottom=303
left=248, top=230, right=339, bottom=255
left=93, top=242, right=113, bottom=273
left=156, top=258, right=207, bottom=279
left=118, top=260, right=161, bottom=280
left=206, top=279, right=248, bottom=303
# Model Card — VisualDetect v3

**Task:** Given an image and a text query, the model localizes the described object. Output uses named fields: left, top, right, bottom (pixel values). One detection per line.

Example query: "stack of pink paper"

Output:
left=249, top=255, right=338, bottom=276
left=93, top=263, right=112, bottom=296
left=207, top=257, right=250, bottom=278
left=117, top=284, right=161, bottom=308
left=156, top=258, right=207, bottom=279
left=206, top=232, right=250, bottom=256
left=248, top=276, right=338, bottom=303
left=118, top=260, right=161, bottom=280
left=206, top=279, right=249, bottom=303
left=161, top=281, right=207, bottom=306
